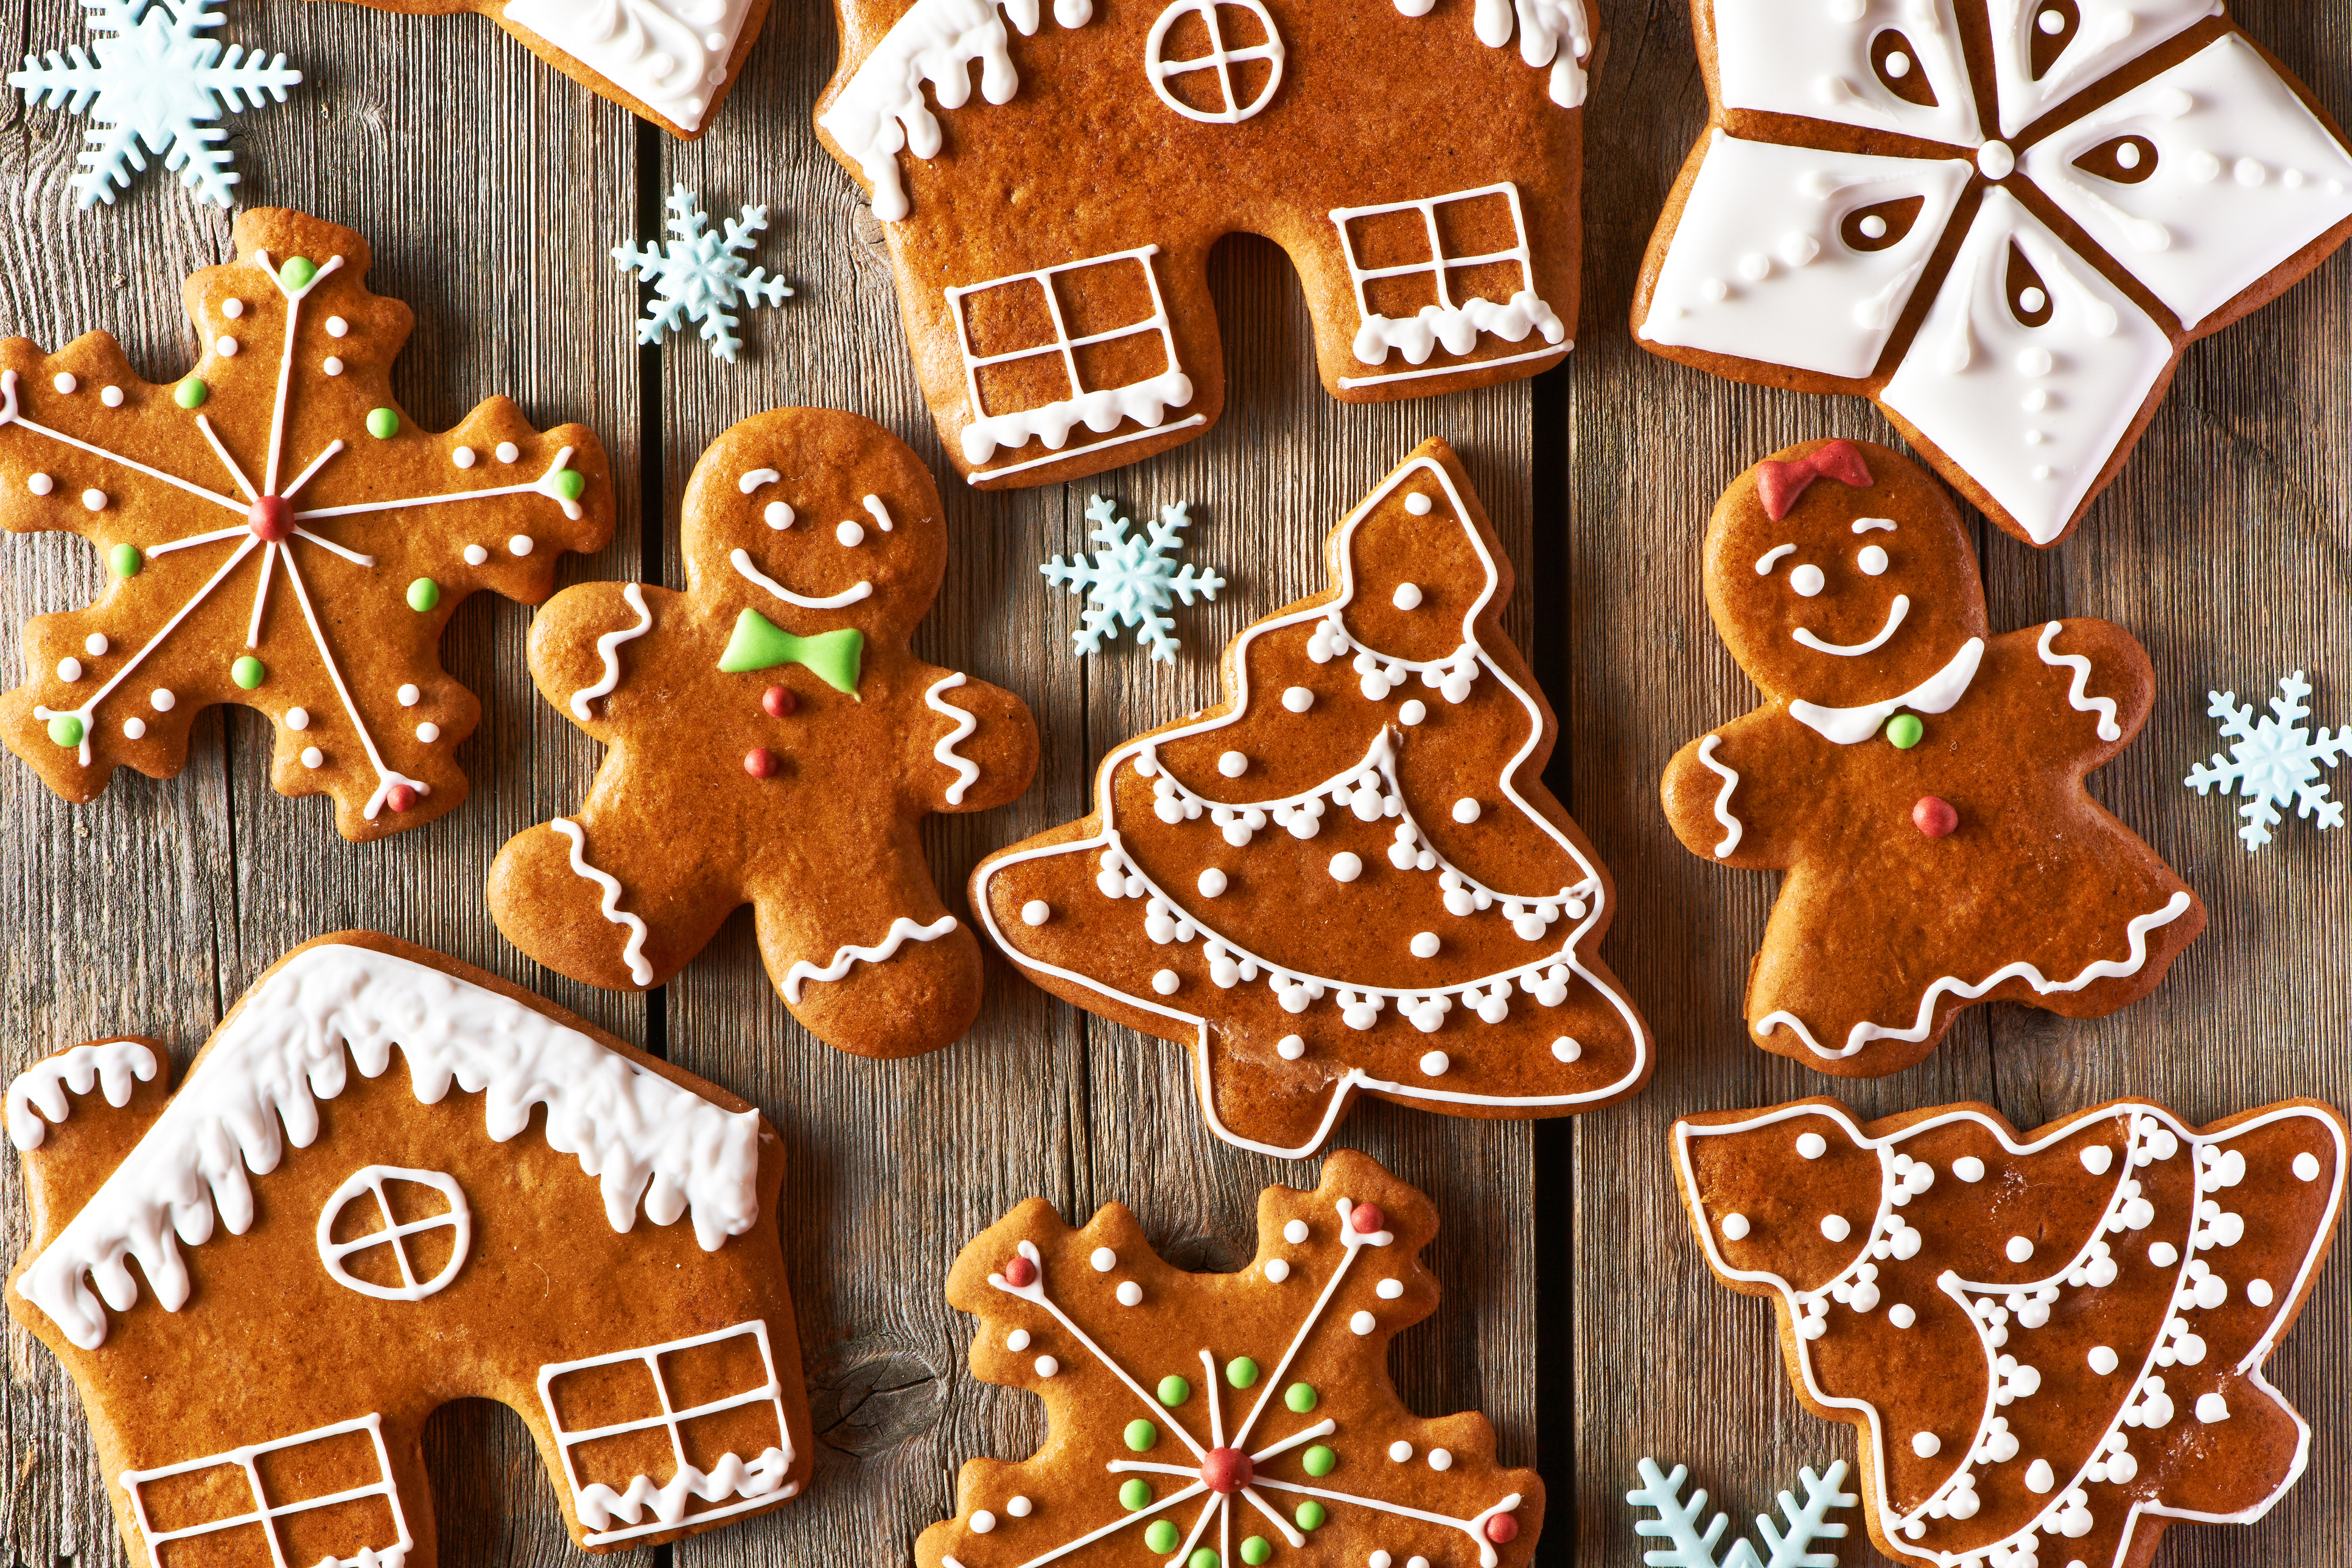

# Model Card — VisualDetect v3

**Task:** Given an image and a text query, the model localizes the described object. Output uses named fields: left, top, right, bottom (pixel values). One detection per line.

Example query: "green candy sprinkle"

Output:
left=232, top=654, right=267, bottom=690
left=1302, top=1446, right=1336, bottom=1477
left=47, top=714, right=84, bottom=748
left=108, top=542, right=142, bottom=579
left=1225, top=1357, right=1259, bottom=1390
left=406, top=577, right=441, bottom=613
left=554, top=467, right=586, bottom=501
left=281, top=256, right=317, bottom=288
left=1886, top=713, right=1924, bottom=749
left=1124, top=1419, right=1158, bottom=1452
left=1189, top=1551, right=1220, bottom=1568
left=1283, top=1382, right=1317, bottom=1414
left=365, top=407, right=399, bottom=440
left=1241, top=1539, right=1271, bottom=1566
left=1146, top=1522, right=1181, bottom=1553
left=1119, top=1479, right=1153, bottom=1512
left=1157, top=1375, right=1191, bottom=1408
left=1293, top=1503, right=1326, bottom=1531
left=174, top=377, right=208, bottom=409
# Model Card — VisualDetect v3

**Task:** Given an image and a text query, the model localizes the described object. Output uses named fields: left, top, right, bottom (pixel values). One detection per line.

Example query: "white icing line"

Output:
left=1696, top=734, right=1742, bottom=856
left=730, top=547, right=873, bottom=609
left=738, top=467, right=781, bottom=494
left=551, top=818, right=656, bottom=987
left=0, top=369, right=246, bottom=514
left=1755, top=544, right=1796, bottom=575
left=925, top=671, right=982, bottom=805
left=970, top=414, right=1208, bottom=483
left=2037, top=620, right=2123, bottom=743
left=1793, top=593, right=1909, bottom=657
left=1789, top=638, right=1984, bottom=745
left=120, top=1413, right=414, bottom=1564
left=7, top=1040, right=158, bottom=1150
left=782, top=915, right=959, bottom=1004
left=1336, top=343, right=1570, bottom=390
left=570, top=583, right=654, bottom=720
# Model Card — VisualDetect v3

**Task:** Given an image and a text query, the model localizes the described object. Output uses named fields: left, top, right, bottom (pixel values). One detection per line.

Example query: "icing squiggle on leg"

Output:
left=552, top=818, right=655, bottom=986
left=782, top=915, right=958, bottom=1003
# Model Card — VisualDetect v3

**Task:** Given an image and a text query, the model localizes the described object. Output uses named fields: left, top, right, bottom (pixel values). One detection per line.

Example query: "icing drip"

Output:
left=1331, top=183, right=1569, bottom=383
left=782, top=915, right=960, bottom=1003
left=570, top=581, right=654, bottom=719
left=503, top=0, right=761, bottom=131
left=577, top=1448, right=791, bottom=1530
left=2036, top=621, right=2123, bottom=743
left=8, top=1039, right=157, bottom=1149
left=1787, top=637, right=1984, bottom=744
left=553, top=818, right=657, bottom=986
left=1391, top=0, right=1591, bottom=108
left=16, top=943, right=760, bottom=1349
left=1696, top=735, right=1742, bottom=856
left=961, top=368, right=1193, bottom=467
left=925, top=671, right=982, bottom=805
left=1352, top=292, right=1564, bottom=368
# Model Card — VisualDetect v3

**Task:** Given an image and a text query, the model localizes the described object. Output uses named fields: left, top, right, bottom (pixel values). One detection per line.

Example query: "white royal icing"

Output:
left=1788, top=637, right=1983, bottom=745
left=1696, top=734, right=1743, bottom=856
left=2035, top=621, right=2123, bottom=743
left=1392, top=0, right=1592, bottom=109
left=553, top=818, right=657, bottom=987
left=14, top=943, right=760, bottom=1349
left=1983, top=0, right=2217, bottom=141
left=925, top=671, right=984, bottom=806
left=1329, top=183, right=1569, bottom=385
left=782, top=915, right=961, bottom=1003
left=570, top=581, right=654, bottom=720
left=503, top=0, right=762, bottom=133
left=8, top=1039, right=157, bottom=1150
left=122, top=1414, right=415, bottom=1564
left=1713, top=0, right=1980, bottom=147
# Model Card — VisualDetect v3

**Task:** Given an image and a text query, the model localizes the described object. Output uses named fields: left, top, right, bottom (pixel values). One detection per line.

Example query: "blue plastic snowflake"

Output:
left=611, top=184, right=793, bottom=363
left=1627, top=1457, right=1853, bottom=1568
left=9, top=0, right=299, bottom=210
left=1041, top=495, right=1226, bottom=664
left=2185, top=670, right=2345, bottom=851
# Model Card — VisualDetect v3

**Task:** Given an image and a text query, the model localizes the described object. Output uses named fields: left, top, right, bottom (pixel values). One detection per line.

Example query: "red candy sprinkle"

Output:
left=247, top=494, right=293, bottom=543
left=744, top=747, right=780, bottom=779
left=1485, top=1514, right=1521, bottom=1544
left=762, top=685, right=797, bottom=718
left=1201, top=1448, right=1255, bottom=1494
left=1003, top=1256, right=1037, bottom=1288
left=1912, top=796, right=1959, bottom=838
left=1348, top=1203, right=1385, bottom=1236
left=383, top=783, right=417, bottom=814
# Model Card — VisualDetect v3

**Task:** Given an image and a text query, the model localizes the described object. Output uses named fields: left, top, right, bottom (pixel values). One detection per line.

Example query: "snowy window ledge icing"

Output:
left=502, top=0, right=763, bottom=133
left=1639, top=4, right=2352, bottom=544
left=12, top=943, right=761, bottom=1351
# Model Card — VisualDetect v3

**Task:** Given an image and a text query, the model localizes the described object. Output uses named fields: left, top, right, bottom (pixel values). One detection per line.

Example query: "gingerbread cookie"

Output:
left=815, top=0, right=1590, bottom=490
left=0, top=208, right=614, bottom=841
left=1659, top=439, right=2202, bottom=1077
left=1673, top=1095, right=2348, bottom=1568
left=487, top=407, right=1038, bottom=1059
left=923, top=1150, right=1541, bottom=1568
left=6, top=933, right=812, bottom=1564
left=973, top=438, right=1648, bottom=1157
left=1633, top=4, right=2352, bottom=547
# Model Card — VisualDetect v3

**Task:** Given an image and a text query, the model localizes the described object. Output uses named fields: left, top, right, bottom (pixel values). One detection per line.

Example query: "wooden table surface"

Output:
left=1, top=1, right=2345, bottom=1565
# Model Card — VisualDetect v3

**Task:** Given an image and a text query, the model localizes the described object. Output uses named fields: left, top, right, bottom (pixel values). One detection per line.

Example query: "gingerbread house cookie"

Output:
left=815, top=0, right=1592, bottom=489
left=1659, top=439, right=2202, bottom=1077
left=1674, top=1095, right=2348, bottom=1568
left=7, top=933, right=813, bottom=1564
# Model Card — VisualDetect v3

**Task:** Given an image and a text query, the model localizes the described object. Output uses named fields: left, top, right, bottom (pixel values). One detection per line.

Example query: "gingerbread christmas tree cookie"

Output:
left=973, top=438, right=1649, bottom=1157
left=0, top=207, right=614, bottom=841
left=1659, top=439, right=2202, bottom=1077
left=488, top=407, right=1038, bottom=1059
left=7, top=933, right=812, bottom=1564
left=1674, top=1095, right=2347, bottom=1568
left=924, top=1150, right=1541, bottom=1568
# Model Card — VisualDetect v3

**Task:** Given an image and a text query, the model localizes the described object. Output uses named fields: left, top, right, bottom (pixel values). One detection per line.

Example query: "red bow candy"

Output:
left=1755, top=439, right=1875, bottom=521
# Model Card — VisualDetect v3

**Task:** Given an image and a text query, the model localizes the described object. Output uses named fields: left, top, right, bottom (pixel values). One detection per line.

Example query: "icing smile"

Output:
left=1793, top=595, right=1908, bottom=657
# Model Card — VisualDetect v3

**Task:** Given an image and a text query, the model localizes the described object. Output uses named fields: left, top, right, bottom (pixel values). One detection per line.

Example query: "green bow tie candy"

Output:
left=718, top=609, right=864, bottom=695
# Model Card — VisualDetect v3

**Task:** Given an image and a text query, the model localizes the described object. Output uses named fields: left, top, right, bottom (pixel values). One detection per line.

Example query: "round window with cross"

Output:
left=315, top=1165, right=472, bottom=1301
left=1145, top=0, right=1286, bottom=125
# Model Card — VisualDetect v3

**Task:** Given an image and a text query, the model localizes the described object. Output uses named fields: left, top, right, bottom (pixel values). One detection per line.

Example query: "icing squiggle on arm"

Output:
left=924, top=671, right=981, bottom=805
left=7, top=1040, right=158, bottom=1150
left=552, top=819, right=656, bottom=986
left=2037, top=621, right=2123, bottom=742
left=570, top=583, right=654, bottom=720
left=783, top=915, right=959, bottom=1003
left=1696, top=735, right=1742, bottom=857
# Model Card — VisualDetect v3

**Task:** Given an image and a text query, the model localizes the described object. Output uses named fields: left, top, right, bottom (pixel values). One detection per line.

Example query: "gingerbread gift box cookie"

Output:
left=5, top=932, right=813, bottom=1564
left=1673, top=1095, right=2347, bottom=1568
left=0, top=207, right=615, bottom=841
left=924, top=1150, right=1541, bottom=1568
left=1659, top=439, right=2202, bottom=1077
left=488, top=407, right=1039, bottom=1059
left=814, top=0, right=1591, bottom=490
left=974, top=438, right=1650, bottom=1158
left=1633, top=2, right=2352, bottom=547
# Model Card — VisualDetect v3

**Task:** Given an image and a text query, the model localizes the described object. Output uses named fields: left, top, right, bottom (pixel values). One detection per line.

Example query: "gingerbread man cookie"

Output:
left=1674, top=1095, right=2347, bottom=1568
left=0, top=208, right=614, bottom=840
left=924, top=1150, right=1541, bottom=1568
left=7, top=933, right=812, bottom=1564
left=1660, top=439, right=2202, bottom=1077
left=488, top=407, right=1038, bottom=1059
left=974, top=438, right=1649, bottom=1157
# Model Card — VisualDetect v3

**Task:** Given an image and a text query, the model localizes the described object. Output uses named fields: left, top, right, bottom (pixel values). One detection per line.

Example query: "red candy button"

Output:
left=744, top=747, right=780, bottom=779
left=1913, top=796, right=1959, bottom=838
left=1485, top=1514, right=1521, bottom=1544
left=1003, top=1255, right=1037, bottom=1287
left=383, top=783, right=417, bottom=814
left=762, top=685, right=796, bottom=718
left=1201, top=1448, right=1255, bottom=1494
left=247, top=494, right=293, bottom=543
left=1349, top=1203, right=1385, bottom=1235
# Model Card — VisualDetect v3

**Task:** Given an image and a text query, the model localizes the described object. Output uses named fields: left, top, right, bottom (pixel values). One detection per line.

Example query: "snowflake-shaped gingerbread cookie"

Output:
left=0, top=208, right=614, bottom=840
left=1675, top=1096, right=2348, bottom=1568
left=924, top=1151, right=1541, bottom=1568
left=1636, top=2, right=2352, bottom=546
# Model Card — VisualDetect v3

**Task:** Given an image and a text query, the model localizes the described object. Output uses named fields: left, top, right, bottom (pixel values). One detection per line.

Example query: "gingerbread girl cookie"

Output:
left=1661, top=439, right=2202, bottom=1077
left=0, top=208, right=614, bottom=840
left=973, top=438, right=1649, bottom=1157
left=1674, top=1094, right=2347, bottom=1568
left=487, top=408, right=1038, bottom=1059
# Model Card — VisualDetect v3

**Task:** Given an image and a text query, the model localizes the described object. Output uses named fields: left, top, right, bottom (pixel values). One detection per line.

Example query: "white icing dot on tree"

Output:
left=1398, top=700, right=1427, bottom=725
left=1090, top=1247, right=1116, bottom=1272
left=1021, top=900, right=1052, bottom=926
left=1410, top=932, right=1440, bottom=958
left=2089, top=1345, right=2119, bottom=1375
left=1797, top=1132, right=1828, bottom=1159
left=1821, top=1214, right=1852, bottom=1242
left=2294, top=1152, right=2322, bottom=1181
left=1328, top=852, right=1363, bottom=883
left=1151, top=968, right=1180, bottom=995
left=1403, top=494, right=1432, bottom=516
left=1451, top=797, right=1480, bottom=824
left=1912, top=1431, right=1940, bottom=1458
left=1283, top=1219, right=1309, bottom=1244
left=1551, top=1037, right=1580, bottom=1062
left=2082, top=1144, right=2114, bottom=1175
left=2006, top=1236, right=2035, bottom=1263
left=1392, top=582, right=1423, bottom=611
left=2248, top=1279, right=2274, bottom=1307
left=1218, top=750, right=1248, bottom=778
left=1720, top=1212, right=1749, bottom=1241
left=1197, top=869, right=1227, bottom=898
left=1954, top=1157, right=1986, bottom=1181
left=1281, top=685, right=1314, bottom=712
left=2149, top=1241, right=2178, bottom=1267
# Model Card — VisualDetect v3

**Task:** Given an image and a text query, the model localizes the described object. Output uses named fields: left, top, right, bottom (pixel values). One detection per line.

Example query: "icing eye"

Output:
left=2031, top=0, right=2078, bottom=77
left=2006, top=243, right=2054, bottom=327
left=2076, top=134, right=2157, bottom=186
left=1790, top=564, right=1825, bottom=598
left=1869, top=30, right=1937, bottom=108
left=1841, top=197, right=1923, bottom=253
left=1857, top=545, right=1888, bottom=576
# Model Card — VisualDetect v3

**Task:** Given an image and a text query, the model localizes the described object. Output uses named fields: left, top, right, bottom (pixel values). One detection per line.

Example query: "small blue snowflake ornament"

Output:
left=9, top=0, right=299, bottom=210
left=2185, top=671, right=2345, bottom=851
left=1041, top=494, right=1226, bottom=664
left=1628, top=1458, right=1854, bottom=1568
left=612, top=184, right=793, bottom=363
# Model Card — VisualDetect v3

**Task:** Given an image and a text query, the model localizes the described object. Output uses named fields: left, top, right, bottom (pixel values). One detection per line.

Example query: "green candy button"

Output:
left=174, top=377, right=208, bottom=409
left=47, top=714, right=84, bottom=748
left=366, top=407, right=399, bottom=439
left=1189, top=1551, right=1220, bottom=1568
left=232, top=655, right=267, bottom=690
left=1225, top=1357, right=1259, bottom=1390
left=1241, top=1538, right=1272, bottom=1566
left=1119, top=1479, right=1152, bottom=1512
left=1146, top=1522, right=1181, bottom=1554
left=554, top=467, right=586, bottom=501
left=1302, top=1445, right=1336, bottom=1477
left=407, top=577, right=441, bottom=613
left=108, top=542, right=142, bottom=579
left=1293, top=1502, right=1326, bottom=1531
left=1283, top=1382, right=1317, bottom=1414
left=1124, top=1419, right=1158, bottom=1453
left=281, top=256, right=317, bottom=289
left=1886, top=713, right=1924, bottom=749
left=1157, top=1375, right=1191, bottom=1408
